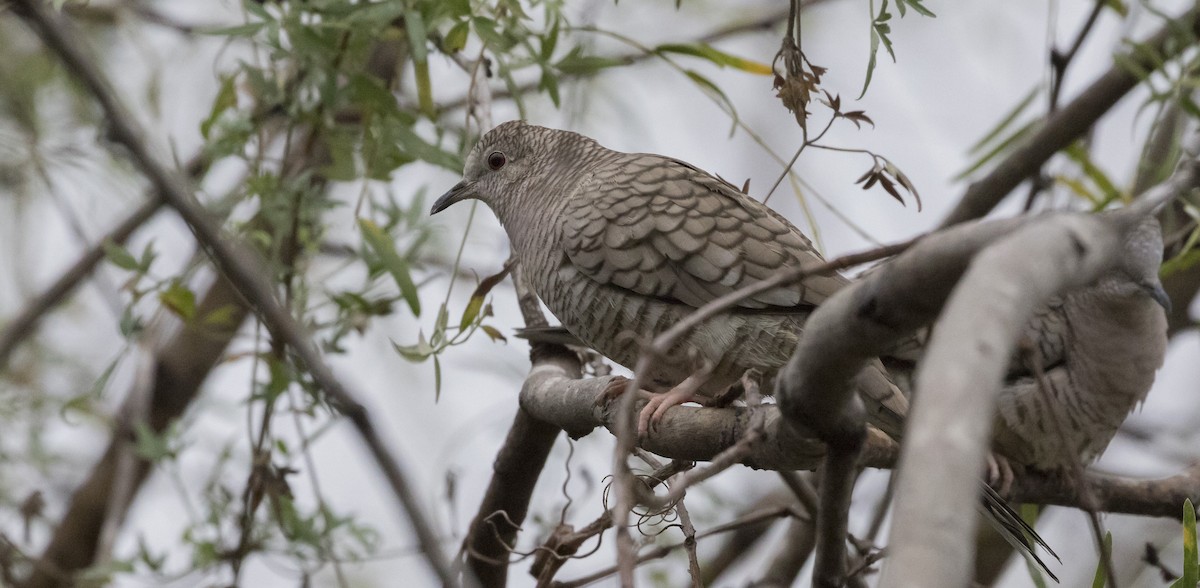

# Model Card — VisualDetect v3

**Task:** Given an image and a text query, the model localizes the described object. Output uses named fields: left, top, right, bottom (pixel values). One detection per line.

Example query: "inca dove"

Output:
left=430, top=120, right=908, bottom=437
left=992, top=214, right=1169, bottom=471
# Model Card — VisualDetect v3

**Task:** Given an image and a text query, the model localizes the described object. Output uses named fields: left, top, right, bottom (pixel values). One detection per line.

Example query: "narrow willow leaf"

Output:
left=359, top=219, right=421, bottom=316
left=954, top=119, right=1039, bottom=180
left=654, top=43, right=772, bottom=75
left=1090, top=531, right=1112, bottom=588
left=968, top=86, right=1039, bottom=154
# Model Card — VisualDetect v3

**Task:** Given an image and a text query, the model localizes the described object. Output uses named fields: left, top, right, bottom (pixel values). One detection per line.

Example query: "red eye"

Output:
left=487, top=151, right=507, bottom=170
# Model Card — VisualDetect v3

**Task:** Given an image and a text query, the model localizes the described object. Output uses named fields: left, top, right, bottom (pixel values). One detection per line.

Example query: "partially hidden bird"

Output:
left=431, top=120, right=1088, bottom=576
left=991, top=213, right=1169, bottom=471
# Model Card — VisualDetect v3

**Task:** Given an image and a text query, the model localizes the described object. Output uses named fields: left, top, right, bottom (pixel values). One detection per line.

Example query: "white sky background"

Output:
left=1, top=0, right=1199, bottom=586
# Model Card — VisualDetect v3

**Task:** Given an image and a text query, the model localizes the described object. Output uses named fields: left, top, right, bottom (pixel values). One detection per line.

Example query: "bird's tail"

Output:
left=978, top=484, right=1061, bottom=583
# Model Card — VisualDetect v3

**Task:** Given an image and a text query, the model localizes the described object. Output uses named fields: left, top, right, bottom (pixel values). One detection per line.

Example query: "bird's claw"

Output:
left=637, top=387, right=700, bottom=439
left=986, top=453, right=1016, bottom=498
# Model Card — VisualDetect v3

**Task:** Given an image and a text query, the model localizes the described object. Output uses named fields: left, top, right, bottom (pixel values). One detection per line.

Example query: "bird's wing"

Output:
left=562, top=154, right=846, bottom=310
left=1007, top=298, right=1070, bottom=379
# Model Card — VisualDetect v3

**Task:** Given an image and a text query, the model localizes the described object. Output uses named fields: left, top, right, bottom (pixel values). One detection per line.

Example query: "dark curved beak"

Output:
left=1142, top=280, right=1172, bottom=313
left=430, top=180, right=475, bottom=215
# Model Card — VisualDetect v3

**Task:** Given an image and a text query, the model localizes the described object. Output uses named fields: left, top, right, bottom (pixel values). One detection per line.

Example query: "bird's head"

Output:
left=1101, top=213, right=1171, bottom=312
left=431, top=120, right=596, bottom=216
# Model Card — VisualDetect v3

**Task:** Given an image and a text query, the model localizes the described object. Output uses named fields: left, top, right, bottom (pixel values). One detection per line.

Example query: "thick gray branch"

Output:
left=518, top=374, right=899, bottom=470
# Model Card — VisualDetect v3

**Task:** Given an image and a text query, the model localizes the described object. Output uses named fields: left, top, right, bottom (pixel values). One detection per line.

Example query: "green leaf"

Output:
left=244, top=2, right=271, bottom=21
left=900, top=0, right=936, bottom=17
left=539, top=69, right=561, bottom=108
left=133, top=422, right=175, bottom=461
left=554, top=46, right=631, bottom=75
left=159, top=280, right=197, bottom=321
left=655, top=43, right=773, bottom=75
left=444, top=21, right=470, bottom=53
left=201, top=75, right=237, bottom=139
left=405, top=10, right=434, bottom=117
left=471, top=17, right=517, bottom=51
left=1172, top=498, right=1199, bottom=587
left=1056, top=176, right=1102, bottom=206
left=359, top=219, right=421, bottom=315
left=433, top=356, right=442, bottom=401
left=119, top=307, right=143, bottom=338
left=459, top=265, right=511, bottom=331
left=201, top=22, right=265, bottom=37
left=480, top=324, right=506, bottom=342
left=683, top=69, right=739, bottom=135
left=391, top=332, right=433, bottom=363
left=955, top=119, right=1040, bottom=180
left=103, top=240, right=141, bottom=271
left=1091, top=531, right=1112, bottom=588
left=1161, top=246, right=1200, bottom=277
left=1064, top=143, right=1123, bottom=203
left=413, top=60, right=434, bottom=117
left=859, top=27, right=881, bottom=99
left=345, top=3, right=405, bottom=25
left=446, top=0, right=471, bottom=18
left=89, top=357, right=120, bottom=398
left=541, top=18, right=560, bottom=61
left=431, top=303, right=449, bottom=347
left=968, top=86, right=1039, bottom=154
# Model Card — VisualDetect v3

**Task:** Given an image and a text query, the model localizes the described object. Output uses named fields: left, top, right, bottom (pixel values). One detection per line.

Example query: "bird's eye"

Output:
left=487, top=151, right=507, bottom=170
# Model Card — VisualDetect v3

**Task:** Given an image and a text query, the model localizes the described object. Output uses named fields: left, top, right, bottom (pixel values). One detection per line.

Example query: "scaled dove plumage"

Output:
left=430, top=120, right=907, bottom=436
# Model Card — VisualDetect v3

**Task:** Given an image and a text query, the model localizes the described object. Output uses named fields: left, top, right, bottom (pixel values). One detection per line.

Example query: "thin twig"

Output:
left=551, top=505, right=799, bottom=588
left=671, top=486, right=703, bottom=588
left=1048, top=0, right=1108, bottom=112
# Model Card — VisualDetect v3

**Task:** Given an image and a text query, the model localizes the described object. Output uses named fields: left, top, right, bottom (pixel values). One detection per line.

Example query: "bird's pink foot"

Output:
left=638, top=369, right=712, bottom=437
